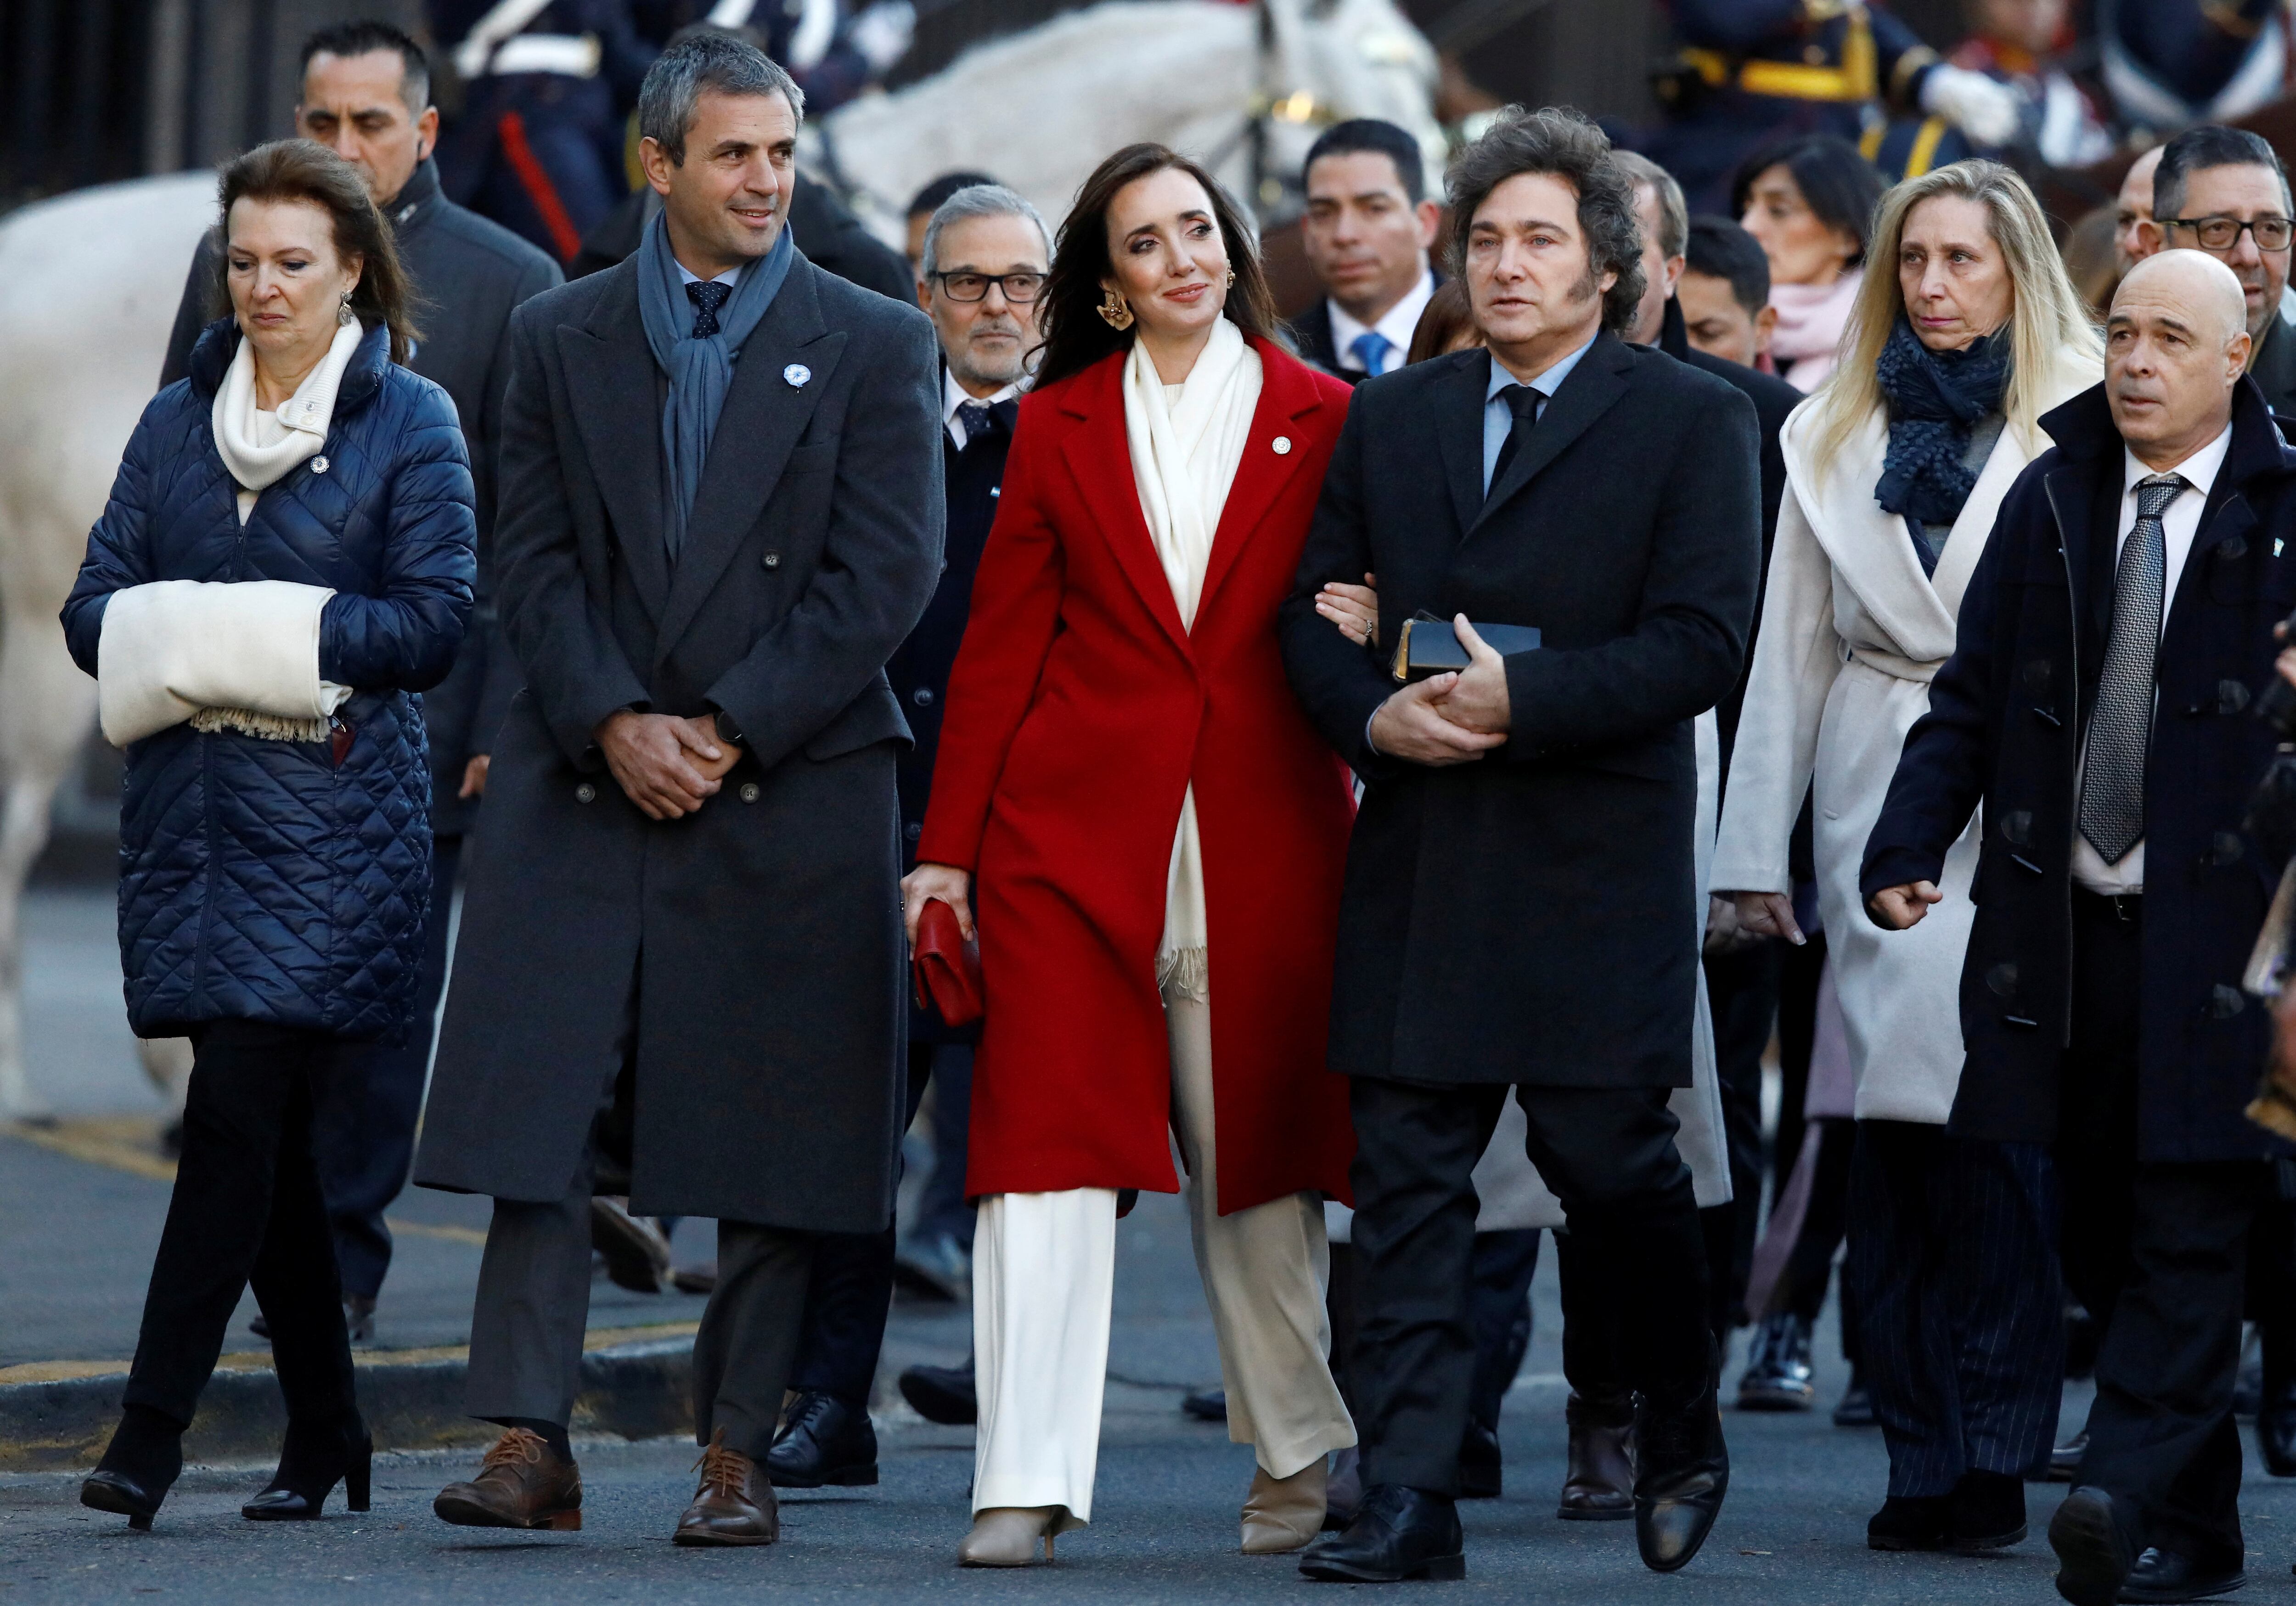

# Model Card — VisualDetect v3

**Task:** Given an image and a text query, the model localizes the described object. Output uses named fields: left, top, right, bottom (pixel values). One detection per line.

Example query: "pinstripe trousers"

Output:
left=1847, top=1121, right=2064, bottom=1498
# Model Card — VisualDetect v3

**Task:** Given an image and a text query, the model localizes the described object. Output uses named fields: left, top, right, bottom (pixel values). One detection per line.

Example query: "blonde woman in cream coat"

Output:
left=1711, top=159, right=2100, bottom=1554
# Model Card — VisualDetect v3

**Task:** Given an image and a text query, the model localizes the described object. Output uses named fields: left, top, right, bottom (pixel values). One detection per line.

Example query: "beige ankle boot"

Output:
left=1240, top=1457, right=1328, bottom=1554
left=958, top=1505, right=1060, bottom=1566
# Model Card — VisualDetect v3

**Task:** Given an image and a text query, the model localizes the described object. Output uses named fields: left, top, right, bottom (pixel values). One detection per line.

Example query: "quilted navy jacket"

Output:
left=62, top=318, right=476, bottom=1042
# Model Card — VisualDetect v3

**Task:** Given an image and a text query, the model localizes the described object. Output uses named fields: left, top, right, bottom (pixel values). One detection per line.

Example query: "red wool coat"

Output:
left=916, top=337, right=1358, bottom=1213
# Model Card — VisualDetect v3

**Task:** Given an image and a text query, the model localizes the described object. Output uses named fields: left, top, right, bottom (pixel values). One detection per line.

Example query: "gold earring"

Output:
left=1224, top=268, right=1236, bottom=289
left=1097, top=288, right=1134, bottom=331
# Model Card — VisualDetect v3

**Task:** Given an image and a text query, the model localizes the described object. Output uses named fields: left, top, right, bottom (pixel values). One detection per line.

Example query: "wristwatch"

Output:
left=712, top=709, right=745, bottom=748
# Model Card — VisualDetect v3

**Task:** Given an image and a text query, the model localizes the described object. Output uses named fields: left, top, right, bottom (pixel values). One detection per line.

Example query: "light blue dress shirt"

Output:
left=1481, top=334, right=1596, bottom=494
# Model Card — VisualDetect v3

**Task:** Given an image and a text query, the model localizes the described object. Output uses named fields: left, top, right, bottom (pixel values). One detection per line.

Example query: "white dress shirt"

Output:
left=2071, top=422, right=2234, bottom=894
left=1328, top=270, right=1435, bottom=378
left=943, top=368, right=1023, bottom=450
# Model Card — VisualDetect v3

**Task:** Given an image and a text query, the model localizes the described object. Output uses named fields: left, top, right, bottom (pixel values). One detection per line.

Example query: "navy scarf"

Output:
left=1873, top=316, right=2011, bottom=531
left=636, top=209, right=795, bottom=558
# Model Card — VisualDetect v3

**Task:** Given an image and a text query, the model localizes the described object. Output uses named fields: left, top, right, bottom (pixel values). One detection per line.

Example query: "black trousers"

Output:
left=310, top=834, right=461, bottom=1300
left=1849, top=1121, right=2063, bottom=1496
left=1349, top=1076, right=1710, bottom=1495
left=787, top=1042, right=939, bottom=1403
left=1704, top=941, right=1780, bottom=1328
left=2061, top=891, right=2273, bottom=1563
left=125, top=1020, right=359, bottom=1431
left=1467, top=1228, right=1541, bottom=1433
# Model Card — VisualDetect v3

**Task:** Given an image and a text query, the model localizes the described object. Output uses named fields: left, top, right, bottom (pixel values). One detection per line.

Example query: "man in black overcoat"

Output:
left=156, top=19, right=560, bottom=1336
left=411, top=34, right=941, bottom=1546
left=762, top=180, right=1048, bottom=1488
left=1282, top=108, right=1760, bottom=1583
left=1863, top=251, right=2295, bottom=1606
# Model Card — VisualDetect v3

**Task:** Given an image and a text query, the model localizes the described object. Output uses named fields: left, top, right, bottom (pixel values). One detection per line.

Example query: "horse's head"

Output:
left=1250, top=0, right=1443, bottom=221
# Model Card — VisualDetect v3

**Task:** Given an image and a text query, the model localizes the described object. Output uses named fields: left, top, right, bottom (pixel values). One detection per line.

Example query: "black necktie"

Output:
left=2078, top=472, right=2185, bottom=864
left=956, top=400, right=996, bottom=449
left=686, top=279, right=732, bottom=338
left=1487, top=383, right=1542, bottom=496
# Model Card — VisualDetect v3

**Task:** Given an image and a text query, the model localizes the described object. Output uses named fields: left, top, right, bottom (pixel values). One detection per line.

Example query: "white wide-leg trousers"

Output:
left=971, top=990, right=1355, bottom=1527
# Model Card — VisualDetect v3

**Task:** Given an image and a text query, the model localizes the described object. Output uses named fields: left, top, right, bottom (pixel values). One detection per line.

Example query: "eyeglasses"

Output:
left=929, top=270, right=1046, bottom=304
left=2163, top=214, right=2296, bottom=252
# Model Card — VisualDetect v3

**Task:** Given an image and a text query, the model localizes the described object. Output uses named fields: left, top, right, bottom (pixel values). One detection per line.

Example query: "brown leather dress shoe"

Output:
left=1558, top=1392, right=1635, bottom=1521
left=433, top=1428, right=583, bottom=1530
left=673, top=1427, right=778, bottom=1546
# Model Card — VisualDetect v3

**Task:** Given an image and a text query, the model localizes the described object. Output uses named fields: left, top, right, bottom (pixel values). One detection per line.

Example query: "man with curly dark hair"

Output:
left=1282, top=106, right=1762, bottom=1583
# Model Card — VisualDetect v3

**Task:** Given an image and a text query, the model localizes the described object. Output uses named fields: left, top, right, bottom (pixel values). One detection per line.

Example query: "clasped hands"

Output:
left=1318, top=575, right=1510, bottom=765
left=593, top=709, right=740, bottom=821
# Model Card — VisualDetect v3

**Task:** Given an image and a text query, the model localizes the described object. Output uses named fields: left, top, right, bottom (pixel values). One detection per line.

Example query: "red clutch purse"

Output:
left=912, top=898, right=984, bottom=1027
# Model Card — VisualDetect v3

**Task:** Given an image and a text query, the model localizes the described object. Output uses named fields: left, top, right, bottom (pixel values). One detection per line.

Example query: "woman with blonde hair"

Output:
left=1711, top=158, right=2099, bottom=1556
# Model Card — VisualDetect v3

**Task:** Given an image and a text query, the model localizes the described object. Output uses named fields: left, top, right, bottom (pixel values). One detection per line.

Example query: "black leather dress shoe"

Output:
left=1458, top=1420, right=1502, bottom=1499
left=897, top=1358, right=976, bottom=1425
left=2048, top=1485, right=2133, bottom=1606
left=1735, top=1312, right=1815, bottom=1410
left=1558, top=1393, right=1634, bottom=1521
left=1866, top=1493, right=1949, bottom=1551
left=765, top=1391, right=877, bottom=1488
left=2120, top=1545, right=2245, bottom=1603
left=1182, top=1388, right=1228, bottom=1422
left=1633, top=1380, right=1729, bottom=1572
left=1298, top=1484, right=1464, bottom=1582
left=1948, top=1468, right=2026, bottom=1551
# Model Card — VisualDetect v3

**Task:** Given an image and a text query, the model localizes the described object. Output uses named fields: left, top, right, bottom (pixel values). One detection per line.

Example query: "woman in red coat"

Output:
left=904, top=144, right=1357, bottom=1566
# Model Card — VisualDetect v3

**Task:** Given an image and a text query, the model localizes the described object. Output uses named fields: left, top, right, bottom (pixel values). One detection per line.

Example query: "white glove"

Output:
left=848, top=1, right=915, bottom=73
left=1920, top=64, right=2023, bottom=148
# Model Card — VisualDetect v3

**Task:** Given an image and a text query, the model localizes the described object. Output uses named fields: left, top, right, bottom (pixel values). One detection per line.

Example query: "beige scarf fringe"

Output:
left=190, top=707, right=331, bottom=743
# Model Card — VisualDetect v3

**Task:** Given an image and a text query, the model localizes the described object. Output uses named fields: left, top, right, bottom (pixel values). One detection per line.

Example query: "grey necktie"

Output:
left=2078, top=472, right=2185, bottom=865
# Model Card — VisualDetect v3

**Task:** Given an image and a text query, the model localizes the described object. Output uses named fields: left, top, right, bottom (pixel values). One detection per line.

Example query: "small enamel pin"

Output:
left=784, top=363, right=811, bottom=388
left=310, top=456, right=330, bottom=474
left=1272, top=436, right=1292, bottom=455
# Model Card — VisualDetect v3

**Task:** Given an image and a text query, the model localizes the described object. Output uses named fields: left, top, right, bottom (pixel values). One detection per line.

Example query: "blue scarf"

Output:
left=636, top=209, right=795, bottom=558
left=1873, top=316, right=2011, bottom=532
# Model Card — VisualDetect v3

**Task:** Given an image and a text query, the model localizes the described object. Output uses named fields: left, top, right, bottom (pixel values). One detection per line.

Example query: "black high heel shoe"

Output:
left=242, top=1418, right=372, bottom=1521
left=81, top=1406, right=185, bottom=1531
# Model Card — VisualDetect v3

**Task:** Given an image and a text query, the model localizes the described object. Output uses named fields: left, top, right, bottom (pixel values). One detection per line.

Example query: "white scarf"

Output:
left=211, top=315, right=364, bottom=518
left=1122, top=316, right=1261, bottom=1001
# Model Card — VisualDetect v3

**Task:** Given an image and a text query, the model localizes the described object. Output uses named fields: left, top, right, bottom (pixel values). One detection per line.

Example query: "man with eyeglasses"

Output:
left=760, top=182, right=1052, bottom=1489
left=2138, top=125, right=2296, bottom=415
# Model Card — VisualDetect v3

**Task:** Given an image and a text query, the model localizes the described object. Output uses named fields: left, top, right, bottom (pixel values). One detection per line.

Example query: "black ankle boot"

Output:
left=82, top=1406, right=185, bottom=1531
left=242, top=1414, right=372, bottom=1520
left=1947, top=1467, right=2026, bottom=1551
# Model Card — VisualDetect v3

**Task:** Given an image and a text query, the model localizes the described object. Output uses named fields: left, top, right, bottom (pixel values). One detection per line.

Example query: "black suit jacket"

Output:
left=1657, top=297, right=1801, bottom=766
left=160, top=159, right=562, bottom=834
left=1863, top=378, right=2293, bottom=1164
left=1280, top=332, right=1761, bottom=1089
left=417, top=250, right=945, bottom=1230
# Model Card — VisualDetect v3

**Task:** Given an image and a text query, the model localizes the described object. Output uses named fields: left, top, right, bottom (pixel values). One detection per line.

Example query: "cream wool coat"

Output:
left=1710, top=350, right=2096, bottom=1125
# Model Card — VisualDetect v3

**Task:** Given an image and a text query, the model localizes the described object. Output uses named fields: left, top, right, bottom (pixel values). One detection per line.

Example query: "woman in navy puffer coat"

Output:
left=63, top=141, right=473, bottom=1533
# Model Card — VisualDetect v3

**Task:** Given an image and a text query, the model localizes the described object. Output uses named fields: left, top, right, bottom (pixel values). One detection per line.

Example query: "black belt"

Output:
left=2072, top=887, right=2143, bottom=923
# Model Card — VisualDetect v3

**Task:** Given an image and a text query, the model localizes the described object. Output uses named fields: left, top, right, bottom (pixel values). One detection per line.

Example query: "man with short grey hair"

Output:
left=416, top=29, right=943, bottom=1548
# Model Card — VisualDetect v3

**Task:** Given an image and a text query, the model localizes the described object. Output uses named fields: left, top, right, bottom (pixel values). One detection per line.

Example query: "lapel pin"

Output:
left=1272, top=435, right=1292, bottom=455
left=310, top=456, right=330, bottom=474
left=784, top=363, right=811, bottom=389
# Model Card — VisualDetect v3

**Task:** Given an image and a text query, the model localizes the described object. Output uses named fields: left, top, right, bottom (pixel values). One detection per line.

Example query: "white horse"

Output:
left=808, top=0, right=1442, bottom=241
left=0, top=172, right=214, bottom=1121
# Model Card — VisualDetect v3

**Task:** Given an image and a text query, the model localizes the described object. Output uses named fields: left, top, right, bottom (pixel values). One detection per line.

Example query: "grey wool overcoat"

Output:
left=413, top=248, right=944, bottom=1232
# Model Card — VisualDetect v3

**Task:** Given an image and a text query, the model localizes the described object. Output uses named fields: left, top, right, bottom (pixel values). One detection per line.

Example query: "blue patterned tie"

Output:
left=2079, top=472, right=2184, bottom=865
left=1349, top=330, right=1393, bottom=378
left=686, top=279, right=732, bottom=338
left=956, top=400, right=995, bottom=449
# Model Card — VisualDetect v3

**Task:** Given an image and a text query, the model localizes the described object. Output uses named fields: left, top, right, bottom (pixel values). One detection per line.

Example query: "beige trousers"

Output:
left=972, top=990, right=1355, bottom=1527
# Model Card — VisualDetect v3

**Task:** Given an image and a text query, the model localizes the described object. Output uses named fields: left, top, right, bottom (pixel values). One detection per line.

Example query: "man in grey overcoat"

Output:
left=411, top=33, right=942, bottom=1547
